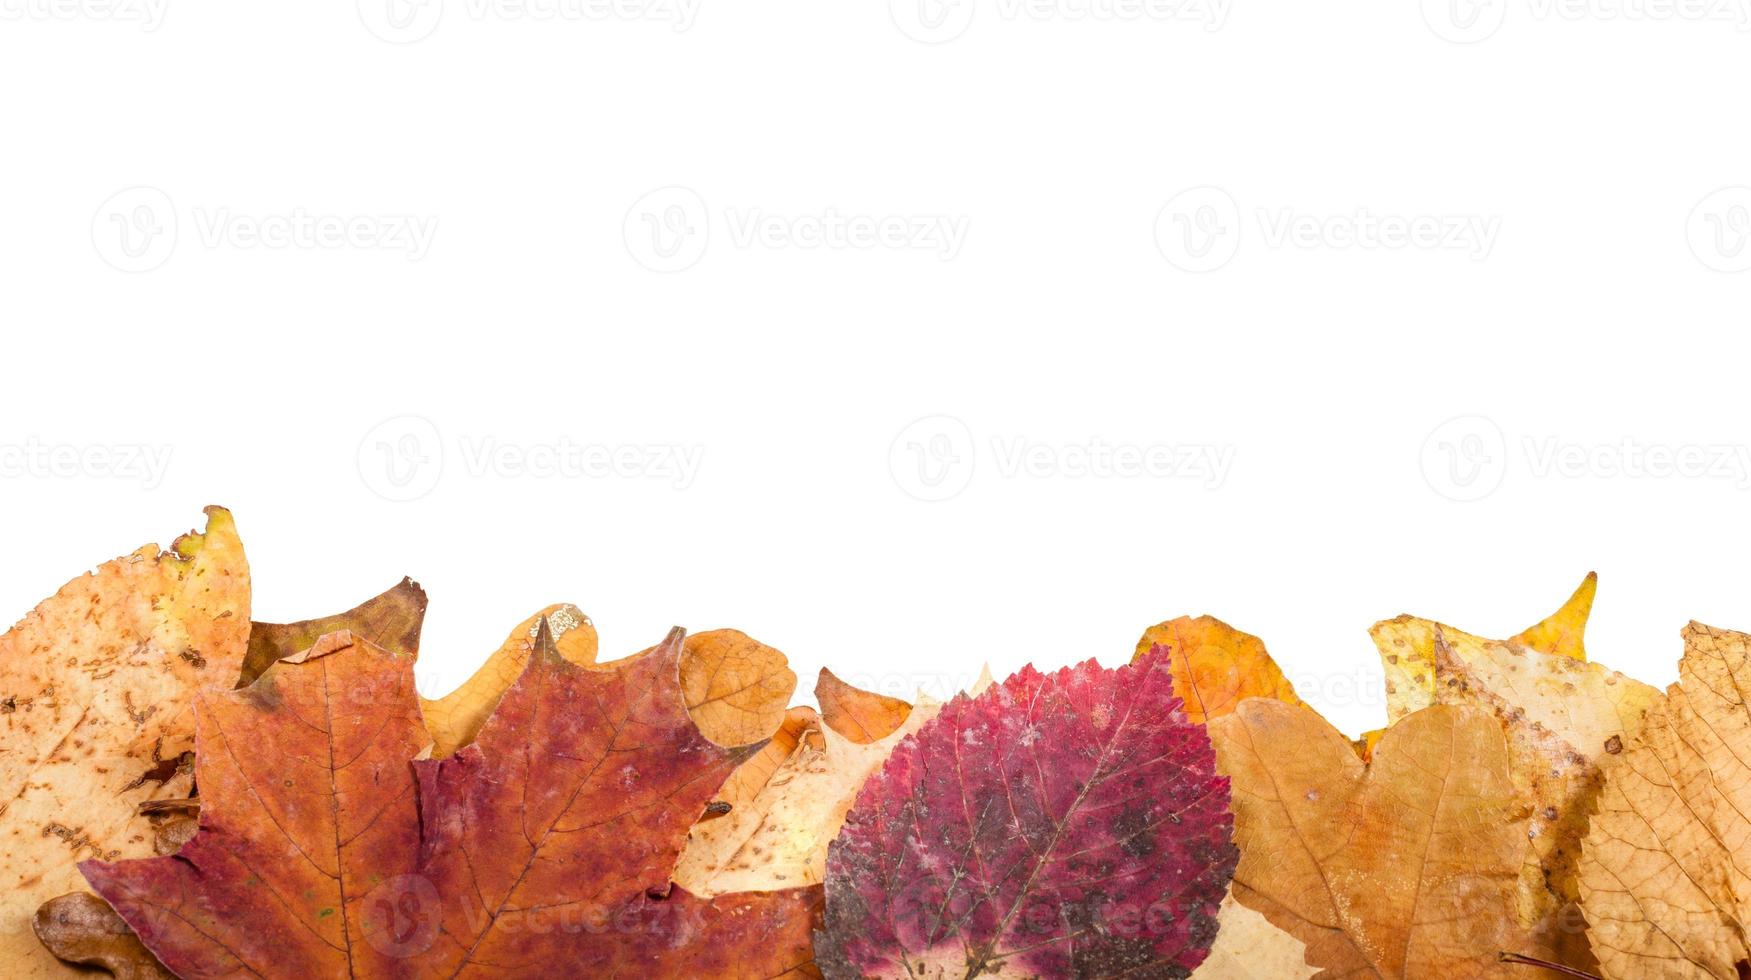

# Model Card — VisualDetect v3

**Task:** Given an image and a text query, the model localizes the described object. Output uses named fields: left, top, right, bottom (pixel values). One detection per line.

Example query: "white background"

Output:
left=3, top=0, right=1748, bottom=739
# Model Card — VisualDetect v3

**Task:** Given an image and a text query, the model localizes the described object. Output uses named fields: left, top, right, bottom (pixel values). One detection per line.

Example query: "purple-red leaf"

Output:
left=816, top=656, right=1236, bottom=979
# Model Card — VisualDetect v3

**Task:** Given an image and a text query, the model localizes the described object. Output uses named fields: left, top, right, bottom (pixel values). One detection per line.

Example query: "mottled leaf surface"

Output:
left=0, top=508, right=249, bottom=978
left=818, top=655, right=1237, bottom=979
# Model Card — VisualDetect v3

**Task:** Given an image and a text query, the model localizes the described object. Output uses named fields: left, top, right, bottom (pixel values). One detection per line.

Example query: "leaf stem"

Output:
left=1498, top=951, right=1604, bottom=979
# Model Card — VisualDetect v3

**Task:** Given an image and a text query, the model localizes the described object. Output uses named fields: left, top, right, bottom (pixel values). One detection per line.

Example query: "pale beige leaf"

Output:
left=1579, top=622, right=1751, bottom=979
left=0, top=508, right=249, bottom=977
left=1190, top=894, right=1314, bottom=980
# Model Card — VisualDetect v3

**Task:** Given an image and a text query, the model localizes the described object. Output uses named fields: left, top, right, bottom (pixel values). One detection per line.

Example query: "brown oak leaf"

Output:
left=1210, top=699, right=1535, bottom=978
left=0, top=508, right=249, bottom=978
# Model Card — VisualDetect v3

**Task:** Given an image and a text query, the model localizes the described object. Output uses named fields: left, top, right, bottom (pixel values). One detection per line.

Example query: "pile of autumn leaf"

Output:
left=2, top=511, right=1749, bottom=978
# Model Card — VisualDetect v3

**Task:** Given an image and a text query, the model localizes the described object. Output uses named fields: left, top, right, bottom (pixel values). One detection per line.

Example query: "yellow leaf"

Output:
left=679, top=629, right=797, bottom=749
left=1133, top=615, right=1302, bottom=724
left=1509, top=571, right=1597, bottom=661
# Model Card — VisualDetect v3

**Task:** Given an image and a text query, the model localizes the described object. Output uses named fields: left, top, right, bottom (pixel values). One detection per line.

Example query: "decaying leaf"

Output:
left=1133, top=615, right=1303, bottom=725
left=0, top=507, right=250, bottom=978
left=1211, top=699, right=1534, bottom=978
left=1578, top=622, right=1751, bottom=980
left=817, top=655, right=1238, bottom=979
left=420, top=602, right=595, bottom=757
left=1370, top=577, right=1656, bottom=972
left=674, top=672, right=943, bottom=898
left=816, top=667, right=912, bottom=744
left=1509, top=571, right=1596, bottom=662
left=84, top=622, right=821, bottom=977
left=237, top=577, right=427, bottom=687
left=31, top=893, right=170, bottom=980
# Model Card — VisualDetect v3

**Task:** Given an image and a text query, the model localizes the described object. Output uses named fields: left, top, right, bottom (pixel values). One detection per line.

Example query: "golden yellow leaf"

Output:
left=816, top=667, right=912, bottom=744
left=1370, top=588, right=1657, bottom=972
left=1210, top=699, right=1534, bottom=978
left=680, top=629, right=797, bottom=748
left=0, top=508, right=249, bottom=978
left=1134, top=615, right=1302, bottom=725
left=420, top=603, right=595, bottom=758
left=1579, top=622, right=1751, bottom=980
left=1372, top=572, right=1598, bottom=717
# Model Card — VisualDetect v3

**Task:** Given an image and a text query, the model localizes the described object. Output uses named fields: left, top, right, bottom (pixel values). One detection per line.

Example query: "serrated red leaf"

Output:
left=816, top=655, right=1236, bottom=979
left=80, top=624, right=820, bottom=979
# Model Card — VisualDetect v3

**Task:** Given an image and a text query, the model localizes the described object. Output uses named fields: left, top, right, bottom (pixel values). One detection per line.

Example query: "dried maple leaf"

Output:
left=1578, top=622, right=1751, bottom=980
left=420, top=602, right=595, bottom=757
left=238, top=577, right=428, bottom=687
left=816, top=656, right=1237, bottom=979
left=84, top=622, right=820, bottom=978
left=1210, top=698, right=1534, bottom=979
left=0, top=507, right=249, bottom=978
left=674, top=671, right=944, bottom=898
left=1133, top=615, right=1304, bottom=725
left=1369, top=578, right=1656, bottom=972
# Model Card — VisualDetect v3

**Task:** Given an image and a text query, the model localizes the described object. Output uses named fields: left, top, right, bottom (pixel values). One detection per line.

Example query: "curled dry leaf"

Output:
left=816, top=667, right=913, bottom=744
left=1579, top=622, right=1751, bottom=980
left=674, top=671, right=942, bottom=898
left=1369, top=575, right=1655, bottom=972
left=237, top=577, right=428, bottom=687
left=420, top=602, right=595, bottom=757
left=32, top=894, right=171, bottom=980
left=84, top=622, right=820, bottom=978
left=1211, top=699, right=1533, bottom=979
left=817, top=655, right=1238, bottom=979
left=0, top=508, right=249, bottom=978
left=1133, top=615, right=1303, bottom=725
